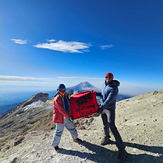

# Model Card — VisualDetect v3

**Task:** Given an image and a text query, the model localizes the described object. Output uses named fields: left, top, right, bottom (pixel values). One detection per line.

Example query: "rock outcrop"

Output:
left=19, top=92, right=49, bottom=108
left=0, top=92, right=52, bottom=148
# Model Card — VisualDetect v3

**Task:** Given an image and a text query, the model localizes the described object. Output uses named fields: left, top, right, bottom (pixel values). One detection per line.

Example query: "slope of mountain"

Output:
left=0, top=92, right=53, bottom=147
left=0, top=89, right=163, bottom=163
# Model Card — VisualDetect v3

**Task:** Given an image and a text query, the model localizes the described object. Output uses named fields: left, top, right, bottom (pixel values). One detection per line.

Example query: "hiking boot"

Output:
left=73, top=138, right=82, bottom=143
left=101, top=136, right=111, bottom=145
left=54, top=146, right=60, bottom=153
left=117, top=148, right=127, bottom=161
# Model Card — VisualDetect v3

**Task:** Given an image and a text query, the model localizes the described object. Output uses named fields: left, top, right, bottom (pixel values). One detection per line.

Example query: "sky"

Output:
left=0, top=0, right=163, bottom=96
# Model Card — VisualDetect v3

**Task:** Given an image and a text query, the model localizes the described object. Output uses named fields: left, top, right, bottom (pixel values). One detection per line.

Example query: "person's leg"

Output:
left=101, top=110, right=111, bottom=138
left=106, top=109, right=127, bottom=160
left=101, top=110, right=111, bottom=145
left=106, top=109, right=125, bottom=149
left=64, top=118, right=78, bottom=140
left=51, top=123, right=64, bottom=148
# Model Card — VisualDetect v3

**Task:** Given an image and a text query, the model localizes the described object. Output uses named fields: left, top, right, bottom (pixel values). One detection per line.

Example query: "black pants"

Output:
left=101, top=109, right=125, bottom=149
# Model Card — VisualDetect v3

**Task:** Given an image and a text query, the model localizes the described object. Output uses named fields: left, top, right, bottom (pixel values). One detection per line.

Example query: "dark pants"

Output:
left=101, top=109, right=125, bottom=149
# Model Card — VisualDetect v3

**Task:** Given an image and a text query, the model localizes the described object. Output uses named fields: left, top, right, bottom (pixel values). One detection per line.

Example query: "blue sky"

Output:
left=0, top=0, right=163, bottom=96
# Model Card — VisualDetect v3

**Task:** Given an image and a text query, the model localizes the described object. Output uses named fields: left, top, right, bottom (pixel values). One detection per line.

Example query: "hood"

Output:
left=105, top=80, right=120, bottom=87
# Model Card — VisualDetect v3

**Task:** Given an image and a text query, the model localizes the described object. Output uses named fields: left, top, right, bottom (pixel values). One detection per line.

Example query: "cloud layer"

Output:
left=0, top=75, right=47, bottom=81
left=58, top=76, right=103, bottom=79
left=33, top=40, right=91, bottom=53
left=11, top=39, right=27, bottom=44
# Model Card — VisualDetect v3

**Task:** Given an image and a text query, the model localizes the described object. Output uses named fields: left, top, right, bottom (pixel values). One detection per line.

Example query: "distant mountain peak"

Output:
left=77, top=81, right=94, bottom=87
left=68, top=81, right=99, bottom=91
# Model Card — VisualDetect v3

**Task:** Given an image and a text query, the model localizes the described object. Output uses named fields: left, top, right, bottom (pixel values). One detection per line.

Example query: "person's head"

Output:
left=57, top=84, right=66, bottom=96
left=105, top=72, right=113, bottom=83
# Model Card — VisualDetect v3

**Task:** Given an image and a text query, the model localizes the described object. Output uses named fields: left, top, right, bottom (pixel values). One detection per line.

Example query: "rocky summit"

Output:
left=0, top=90, right=163, bottom=163
left=0, top=92, right=51, bottom=147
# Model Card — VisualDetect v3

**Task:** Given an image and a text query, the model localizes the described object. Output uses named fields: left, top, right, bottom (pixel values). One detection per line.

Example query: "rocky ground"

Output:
left=0, top=90, right=163, bottom=163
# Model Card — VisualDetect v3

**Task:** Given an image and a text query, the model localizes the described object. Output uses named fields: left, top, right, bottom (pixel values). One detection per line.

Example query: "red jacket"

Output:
left=53, top=92, right=71, bottom=123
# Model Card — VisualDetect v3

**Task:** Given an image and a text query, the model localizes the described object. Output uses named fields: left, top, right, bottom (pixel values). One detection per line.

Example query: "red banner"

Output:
left=70, top=91, right=99, bottom=119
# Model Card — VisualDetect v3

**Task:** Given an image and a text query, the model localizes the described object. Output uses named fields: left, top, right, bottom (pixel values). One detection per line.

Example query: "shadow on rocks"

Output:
left=59, top=140, right=163, bottom=163
left=124, top=141, right=163, bottom=163
left=10, top=157, right=18, bottom=163
left=59, top=140, right=116, bottom=163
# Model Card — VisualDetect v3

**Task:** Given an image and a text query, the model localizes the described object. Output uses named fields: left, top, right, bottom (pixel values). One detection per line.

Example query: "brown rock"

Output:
left=14, top=136, right=25, bottom=146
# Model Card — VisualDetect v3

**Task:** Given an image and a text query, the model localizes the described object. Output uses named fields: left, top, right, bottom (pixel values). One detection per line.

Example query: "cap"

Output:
left=57, top=84, right=66, bottom=90
left=105, top=72, right=114, bottom=79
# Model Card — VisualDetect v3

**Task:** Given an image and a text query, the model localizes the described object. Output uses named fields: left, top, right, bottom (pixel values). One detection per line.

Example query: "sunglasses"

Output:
left=105, top=76, right=112, bottom=79
left=60, top=88, right=66, bottom=92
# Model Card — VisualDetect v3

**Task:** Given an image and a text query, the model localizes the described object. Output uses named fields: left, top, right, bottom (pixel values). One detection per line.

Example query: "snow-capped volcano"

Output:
left=68, top=81, right=99, bottom=91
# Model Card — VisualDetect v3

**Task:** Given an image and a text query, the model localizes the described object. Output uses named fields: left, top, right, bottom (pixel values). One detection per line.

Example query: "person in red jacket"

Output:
left=52, top=84, right=82, bottom=152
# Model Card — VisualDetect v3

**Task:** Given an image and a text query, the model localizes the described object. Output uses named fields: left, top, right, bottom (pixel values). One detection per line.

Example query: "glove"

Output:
left=69, top=116, right=74, bottom=121
left=96, top=107, right=103, bottom=114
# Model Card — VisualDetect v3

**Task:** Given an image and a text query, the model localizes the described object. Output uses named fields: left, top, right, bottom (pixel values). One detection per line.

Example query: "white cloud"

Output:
left=11, top=39, right=28, bottom=44
left=58, top=76, right=103, bottom=79
left=0, top=75, right=51, bottom=81
left=0, top=75, right=61, bottom=94
left=33, top=40, right=91, bottom=53
left=47, top=39, right=56, bottom=42
left=101, top=44, right=114, bottom=50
